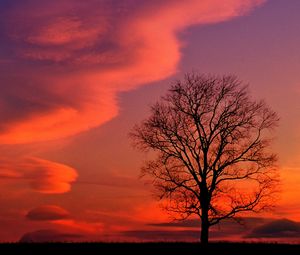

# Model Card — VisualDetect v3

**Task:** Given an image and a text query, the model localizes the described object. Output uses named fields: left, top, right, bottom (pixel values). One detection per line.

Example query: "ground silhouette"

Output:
left=1, top=242, right=300, bottom=255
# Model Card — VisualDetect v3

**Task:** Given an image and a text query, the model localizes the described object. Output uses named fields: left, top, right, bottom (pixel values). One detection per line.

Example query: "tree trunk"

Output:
left=201, top=210, right=209, bottom=245
left=200, top=181, right=210, bottom=245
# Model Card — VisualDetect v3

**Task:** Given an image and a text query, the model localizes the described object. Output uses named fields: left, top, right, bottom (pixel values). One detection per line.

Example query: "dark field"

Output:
left=0, top=242, right=300, bottom=255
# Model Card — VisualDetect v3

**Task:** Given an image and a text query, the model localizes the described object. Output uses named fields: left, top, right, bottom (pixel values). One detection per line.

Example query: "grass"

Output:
left=0, top=242, right=299, bottom=255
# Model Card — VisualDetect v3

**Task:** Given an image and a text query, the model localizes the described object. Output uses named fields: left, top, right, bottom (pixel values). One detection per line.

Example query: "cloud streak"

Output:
left=122, top=230, right=200, bottom=242
left=0, top=0, right=265, bottom=144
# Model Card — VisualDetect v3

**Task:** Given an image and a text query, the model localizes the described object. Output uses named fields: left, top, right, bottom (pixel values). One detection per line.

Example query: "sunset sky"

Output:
left=0, top=0, right=300, bottom=242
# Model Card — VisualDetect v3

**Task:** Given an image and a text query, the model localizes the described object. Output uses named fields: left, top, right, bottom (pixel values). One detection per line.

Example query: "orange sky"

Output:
left=0, top=0, right=299, bottom=242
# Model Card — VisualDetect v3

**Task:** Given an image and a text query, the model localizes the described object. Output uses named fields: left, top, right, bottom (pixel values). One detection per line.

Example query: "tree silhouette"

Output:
left=130, top=73, right=279, bottom=244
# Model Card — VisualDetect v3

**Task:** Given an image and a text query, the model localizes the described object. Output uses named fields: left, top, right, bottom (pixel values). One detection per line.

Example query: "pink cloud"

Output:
left=0, top=0, right=265, bottom=144
left=26, top=17, right=104, bottom=48
left=0, top=157, right=77, bottom=193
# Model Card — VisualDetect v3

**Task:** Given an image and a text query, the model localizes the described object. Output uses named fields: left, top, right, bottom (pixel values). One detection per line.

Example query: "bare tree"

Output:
left=130, top=73, right=279, bottom=244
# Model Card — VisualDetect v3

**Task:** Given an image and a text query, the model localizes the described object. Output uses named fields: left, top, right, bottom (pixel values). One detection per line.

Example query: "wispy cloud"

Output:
left=0, top=0, right=265, bottom=144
